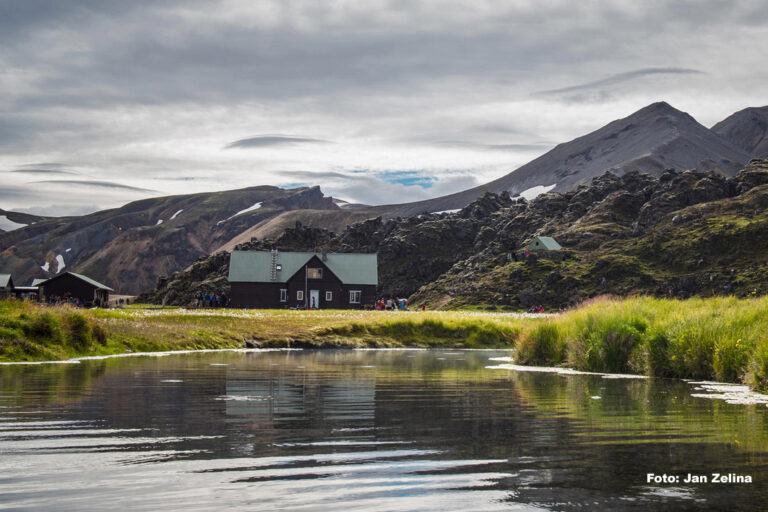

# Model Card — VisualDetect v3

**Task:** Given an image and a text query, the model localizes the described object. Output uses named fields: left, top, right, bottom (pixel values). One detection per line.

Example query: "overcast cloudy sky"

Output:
left=1, top=0, right=767, bottom=215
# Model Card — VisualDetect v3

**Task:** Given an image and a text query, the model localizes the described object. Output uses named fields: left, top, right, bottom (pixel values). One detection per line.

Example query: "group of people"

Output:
left=192, top=291, right=229, bottom=308
left=46, top=294, right=93, bottom=307
left=374, top=298, right=426, bottom=311
left=527, top=304, right=546, bottom=313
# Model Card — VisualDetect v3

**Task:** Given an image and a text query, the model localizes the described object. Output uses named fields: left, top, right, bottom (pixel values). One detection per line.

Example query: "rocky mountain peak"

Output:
left=712, top=106, right=768, bottom=158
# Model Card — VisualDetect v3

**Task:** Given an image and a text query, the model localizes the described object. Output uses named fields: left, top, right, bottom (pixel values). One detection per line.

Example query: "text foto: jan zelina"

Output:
left=647, top=473, right=752, bottom=484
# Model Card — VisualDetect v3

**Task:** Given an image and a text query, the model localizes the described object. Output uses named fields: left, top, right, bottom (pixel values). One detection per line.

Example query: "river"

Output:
left=1, top=349, right=768, bottom=511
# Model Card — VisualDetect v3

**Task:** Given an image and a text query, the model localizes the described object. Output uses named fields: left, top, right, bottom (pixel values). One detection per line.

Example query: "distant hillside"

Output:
left=0, top=186, right=338, bottom=294
left=712, top=106, right=768, bottom=158
left=0, top=209, right=49, bottom=233
left=145, top=159, right=768, bottom=309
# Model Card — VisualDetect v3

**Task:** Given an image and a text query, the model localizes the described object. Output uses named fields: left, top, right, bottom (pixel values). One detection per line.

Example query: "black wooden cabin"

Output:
left=228, top=250, right=377, bottom=309
left=38, top=272, right=113, bottom=306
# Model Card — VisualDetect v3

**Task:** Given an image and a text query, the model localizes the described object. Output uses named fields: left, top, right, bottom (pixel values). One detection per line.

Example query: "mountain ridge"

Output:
left=4, top=101, right=767, bottom=297
left=144, top=158, right=768, bottom=309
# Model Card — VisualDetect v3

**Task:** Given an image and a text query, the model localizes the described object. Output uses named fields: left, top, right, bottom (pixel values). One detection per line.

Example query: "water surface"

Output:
left=1, top=349, right=768, bottom=511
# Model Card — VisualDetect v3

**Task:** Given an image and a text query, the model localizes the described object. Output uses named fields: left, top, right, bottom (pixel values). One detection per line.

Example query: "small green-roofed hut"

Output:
left=527, top=236, right=562, bottom=251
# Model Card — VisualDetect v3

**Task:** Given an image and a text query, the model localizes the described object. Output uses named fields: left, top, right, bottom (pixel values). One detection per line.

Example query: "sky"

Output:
left=1, top=0, right=767, bottom=216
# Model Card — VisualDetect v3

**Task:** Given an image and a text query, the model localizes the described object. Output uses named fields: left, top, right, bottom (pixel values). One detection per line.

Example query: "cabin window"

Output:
left=325, top=291, right=332, bottom=301
left=280, top=289, right=287, bottom=302
left=297, top=290, right=304, bottom=301
left=349, top=290, right=361, bottom=304
left=276, top=264, right=282, bottom=271
left=307, top=268, right=323, bottom=279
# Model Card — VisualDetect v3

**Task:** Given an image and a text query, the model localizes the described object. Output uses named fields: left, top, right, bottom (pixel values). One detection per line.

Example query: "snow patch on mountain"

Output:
left=517, top=184, right=556, bottom=200
left=55, top=254, right=66, bottom=273
left=0, top=215, right=27, bottom=232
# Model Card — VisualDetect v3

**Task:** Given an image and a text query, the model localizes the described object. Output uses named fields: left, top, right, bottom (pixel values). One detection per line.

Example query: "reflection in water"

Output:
left=1, top=349, right=768, bottom=511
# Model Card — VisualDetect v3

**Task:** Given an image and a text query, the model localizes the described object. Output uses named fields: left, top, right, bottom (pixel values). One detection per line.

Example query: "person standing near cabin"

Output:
left=420, top=302, right=426, bottom=311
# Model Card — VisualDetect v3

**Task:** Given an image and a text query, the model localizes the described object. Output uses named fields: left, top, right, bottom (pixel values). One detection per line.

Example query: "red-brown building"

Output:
left=228, top=250, right=377, bottom=309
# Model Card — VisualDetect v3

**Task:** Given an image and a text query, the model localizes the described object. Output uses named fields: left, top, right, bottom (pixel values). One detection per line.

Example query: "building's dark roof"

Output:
left=229, top=251, right=378, bottom=285
left=39, top=272, right=114, bottom=291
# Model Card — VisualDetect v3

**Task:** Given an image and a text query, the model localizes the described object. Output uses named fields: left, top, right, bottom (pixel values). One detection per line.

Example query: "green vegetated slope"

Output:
left=414, top=159, right=768, bottom=309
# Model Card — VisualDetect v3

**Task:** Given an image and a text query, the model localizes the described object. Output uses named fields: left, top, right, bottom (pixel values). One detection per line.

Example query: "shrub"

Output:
left=92, top=322, right=108, bottom=345
left=517, top=323, right=566, bottom=365
left=667, top=323, right=715, bottom=379
left=746, top=342, right=768, bottom=393
left=64, top=312, right=92, bottom=350
left=569, top=314, right=647, bottom=373
left=645, top=331, right=672, bottom=377
left=713, top=336, right=750, bottom=383
left=23, top=313, right=64, bottom=344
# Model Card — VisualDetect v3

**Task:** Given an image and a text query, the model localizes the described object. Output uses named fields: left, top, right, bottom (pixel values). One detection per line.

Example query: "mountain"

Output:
left=377, top=102, right=752, bottom=217
left=0, top=186, right=338, bottom=294
left=3, top=101, right=764, bottom=297
left=0, top=208, right=49, bottom=233
left=712, top=106, right=768, bottom=158
left=146, top=159, right=768, bottom=309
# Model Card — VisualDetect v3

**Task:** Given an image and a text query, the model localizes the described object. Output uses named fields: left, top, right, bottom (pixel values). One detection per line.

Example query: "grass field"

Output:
left=0, top=300, right=529, bottom=362
left=2, top=296, right=768, bottom=392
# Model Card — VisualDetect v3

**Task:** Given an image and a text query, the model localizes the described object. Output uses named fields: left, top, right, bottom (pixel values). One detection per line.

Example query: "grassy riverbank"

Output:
left=0, top=300, right=524, bottom=362
left=516, top=295, right=768, bottom=393
left=2, top=296, right=768, bottom=393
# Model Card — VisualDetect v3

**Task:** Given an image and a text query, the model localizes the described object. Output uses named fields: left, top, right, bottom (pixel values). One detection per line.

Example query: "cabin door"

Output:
left=309, top=289, right=319, bottom=310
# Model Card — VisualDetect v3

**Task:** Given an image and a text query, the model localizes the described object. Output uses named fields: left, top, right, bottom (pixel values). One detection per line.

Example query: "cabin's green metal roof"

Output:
left=229, top=251, right=378, bottom=285
left=39, top=272, right=114, bottom=291
left=528, top=236, right=562, bottom=251
left=69, top=272, right=114, bottom=291
left=0, top=273, right=12, bottom=288
left=31, top=279, right=46, bottom=287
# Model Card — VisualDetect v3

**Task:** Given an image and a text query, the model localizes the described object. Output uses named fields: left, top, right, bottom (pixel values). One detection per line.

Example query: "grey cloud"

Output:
left=10, top=169, right=78, bottom=175
left=226, top=136, right=330, bottom=149
left=538, top=68, right=706, bottom=96
left=18, top=162, right=68, bottom=168
left=434, top=141, right=551, bottom=152
left=0, top=186, right=40, bottom=201
left=1, top=0, right=767, bottom=211
left=30, top=180, right=157, bottom=192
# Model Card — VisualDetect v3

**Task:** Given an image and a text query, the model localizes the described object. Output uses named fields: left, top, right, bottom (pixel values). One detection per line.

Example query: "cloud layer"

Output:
left=1, top=1, right=766, bottom=214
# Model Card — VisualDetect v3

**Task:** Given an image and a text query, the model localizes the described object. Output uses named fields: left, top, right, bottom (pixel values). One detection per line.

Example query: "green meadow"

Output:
left=2, top=296, right=768, bottom=392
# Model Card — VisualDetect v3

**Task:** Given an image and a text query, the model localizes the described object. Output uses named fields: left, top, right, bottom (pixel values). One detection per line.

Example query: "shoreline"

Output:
left=3, top=296, right=768, bottom=395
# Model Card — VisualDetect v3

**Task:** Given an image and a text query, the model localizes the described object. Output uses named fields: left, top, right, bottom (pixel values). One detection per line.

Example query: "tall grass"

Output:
left=0, top=301, right=107, bottom=361
left=516, top=296, right=768, bottom=391
left=5, top=297, right=768, bottom=393
left=317, top=315, right=520, bottom=347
